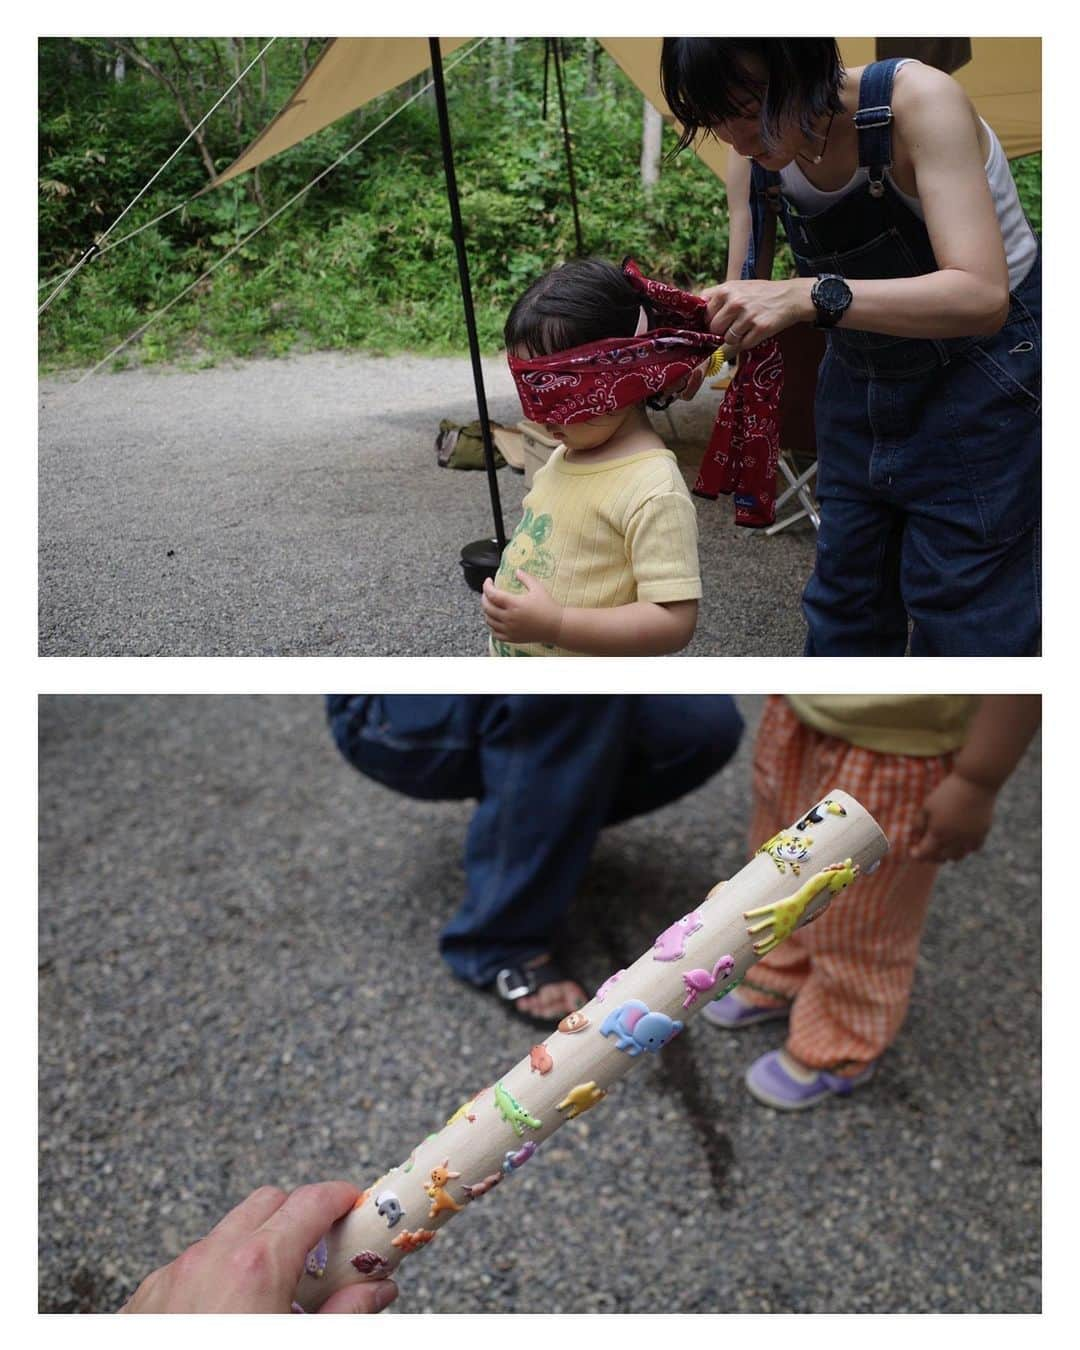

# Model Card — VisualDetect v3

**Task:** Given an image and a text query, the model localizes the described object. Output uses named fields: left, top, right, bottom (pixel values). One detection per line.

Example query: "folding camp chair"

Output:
left=767, top=452, right=820, bottom=535
left=762, top=325, right=827, bottom=536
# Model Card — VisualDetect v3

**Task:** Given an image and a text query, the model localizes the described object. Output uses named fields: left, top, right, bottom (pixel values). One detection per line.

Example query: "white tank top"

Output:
left=779, top=64, right=1037, bottom=292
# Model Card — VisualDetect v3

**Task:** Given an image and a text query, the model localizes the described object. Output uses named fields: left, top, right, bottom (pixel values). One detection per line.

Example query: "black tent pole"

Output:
left=551, top=38, right=584, bottom=256
left=428, top=37, right=507, bottom=557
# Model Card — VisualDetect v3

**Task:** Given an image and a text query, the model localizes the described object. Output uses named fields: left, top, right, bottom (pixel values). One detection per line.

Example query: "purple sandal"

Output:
left=702, top=989, right=791, bottom=1029
left=745, top=1049, right=876, bottom=1111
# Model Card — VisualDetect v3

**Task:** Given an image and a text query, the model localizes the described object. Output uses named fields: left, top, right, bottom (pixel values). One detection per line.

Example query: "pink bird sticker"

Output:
left=681, top=955, right=737, bottom=1009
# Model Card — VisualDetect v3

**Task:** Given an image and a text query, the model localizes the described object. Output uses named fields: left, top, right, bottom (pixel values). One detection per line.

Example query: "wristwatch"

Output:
left=811, top=274, right=853, bottom=328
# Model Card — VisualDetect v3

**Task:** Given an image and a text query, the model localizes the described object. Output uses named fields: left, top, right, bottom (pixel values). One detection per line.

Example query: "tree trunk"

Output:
left=113, top=51, right=126, bottom=82
left=489, top=41, right=500, bottom=100
left=586, top=38, right=598, bottom=96
left=109, top=39, right=219, bottom=181
left=641, top=97, right=663, bottom=194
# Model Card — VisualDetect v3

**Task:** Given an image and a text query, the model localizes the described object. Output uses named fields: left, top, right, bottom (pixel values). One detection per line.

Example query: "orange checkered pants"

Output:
left=741, top=696, right=951, bottom=1072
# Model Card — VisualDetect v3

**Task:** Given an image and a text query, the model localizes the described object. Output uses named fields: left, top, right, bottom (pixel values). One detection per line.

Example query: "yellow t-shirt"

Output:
left=786, top=695, right=980, bottom=756
left=490, top=445, right=701, bottom=656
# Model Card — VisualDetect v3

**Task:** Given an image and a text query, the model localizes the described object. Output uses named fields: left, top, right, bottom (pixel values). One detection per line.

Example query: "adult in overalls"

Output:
left=661, top=39, right=1041, bottom=655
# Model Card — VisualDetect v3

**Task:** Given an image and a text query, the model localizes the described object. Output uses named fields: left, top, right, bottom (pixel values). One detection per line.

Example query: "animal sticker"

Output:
left=351, top=1251, right=392, bottom=1278
left=374, top=1189, right=404, bottom=1229
left=425, top=1161, right=464, bottom=1218
left=557, top=1010, right=589, bottom=1034
left=681, top=954, right=737, bottom=1009
left=462, top=1173, right=503, bottom=1200
left=594, top=969, right=626, bottom=1002
left=529, top=1044, right=553, bottom=1075
left=744, top=859, right=860, bottom=955
left=653, top=911, right=704, bottom=961
left=756, top=831, right=813, bottom=875
left=445, top=1095, right=480, bottom=1126
left=600, top=1000, right=683, bottom=1055
left=796, top=798, right=847, bottom=831
left=494, top=1080, right=542, bottom=1136
left=391, top=1229, right=437, bottom=1253
left=556, top=1082, right=607, bottom=1119
left=304, top=1237, right=328, bottom=1278
left=502, top=1140, right=537, bottom=1173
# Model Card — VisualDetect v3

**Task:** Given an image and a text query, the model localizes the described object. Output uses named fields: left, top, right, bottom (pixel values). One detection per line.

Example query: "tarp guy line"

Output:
left=39, top=38, right=278, bottom=316
left=69, top=38, right=489, bottom=390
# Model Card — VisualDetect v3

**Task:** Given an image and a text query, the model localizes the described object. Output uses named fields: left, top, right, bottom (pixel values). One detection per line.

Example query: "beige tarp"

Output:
left=842, top=37, right=1041, bottom=159
left=214, top=38, right=471, bottom=186
left=214, top=36, right=1041, bottom=189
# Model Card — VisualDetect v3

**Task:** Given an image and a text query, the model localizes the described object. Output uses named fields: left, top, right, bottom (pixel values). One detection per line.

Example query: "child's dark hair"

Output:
left=504, top=258, right=651, bottom=358
left=660, top=38, right=843, bottom=154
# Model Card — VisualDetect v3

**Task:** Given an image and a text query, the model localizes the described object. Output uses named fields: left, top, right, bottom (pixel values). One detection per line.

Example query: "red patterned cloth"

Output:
left=693, top=338, right=784, bottom=529
left=506, top=259, right=784, bottom=527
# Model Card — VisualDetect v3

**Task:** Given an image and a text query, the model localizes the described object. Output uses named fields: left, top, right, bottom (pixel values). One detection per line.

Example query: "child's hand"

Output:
left=482, top=572, right=562, bottom=647
left=673, top=361, right=709, bottom=401
left=909, top=772, right=998, bottom=863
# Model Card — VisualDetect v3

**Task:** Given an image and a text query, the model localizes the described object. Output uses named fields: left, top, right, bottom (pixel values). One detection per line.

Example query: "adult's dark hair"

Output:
left=660, top=38, right=843, bottom=154
left=504, top=258, right=652, bottom=357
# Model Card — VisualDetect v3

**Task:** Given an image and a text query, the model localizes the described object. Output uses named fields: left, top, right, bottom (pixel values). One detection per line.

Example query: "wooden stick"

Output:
left=294, top=788, right=888, bottom=1308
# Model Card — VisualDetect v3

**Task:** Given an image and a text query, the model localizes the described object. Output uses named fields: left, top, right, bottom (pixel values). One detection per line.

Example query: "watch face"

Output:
left=816, top=276, right=850, bottom=311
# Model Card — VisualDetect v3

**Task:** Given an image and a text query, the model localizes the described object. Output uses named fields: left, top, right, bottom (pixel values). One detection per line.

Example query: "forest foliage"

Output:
left=38, top=37, right=1043, bottom=373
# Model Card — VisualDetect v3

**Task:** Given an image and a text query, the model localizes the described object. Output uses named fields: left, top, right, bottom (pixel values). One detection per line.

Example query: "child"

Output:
left=707, top=694, right=1040, bottom=1109
left=483, top=259, right=718, bottom=657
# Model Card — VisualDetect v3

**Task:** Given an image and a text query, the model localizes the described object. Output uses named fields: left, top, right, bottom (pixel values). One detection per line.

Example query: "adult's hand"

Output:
left=701, top=278, right=814, bottom=353
left=119, top=1181, right=399, bottom=1314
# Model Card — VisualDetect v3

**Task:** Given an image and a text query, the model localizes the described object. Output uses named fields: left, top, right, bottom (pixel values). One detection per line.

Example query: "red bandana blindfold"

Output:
left=507, top=259, right=723, bottom=426
left=506, top=259, right=785, bottom=528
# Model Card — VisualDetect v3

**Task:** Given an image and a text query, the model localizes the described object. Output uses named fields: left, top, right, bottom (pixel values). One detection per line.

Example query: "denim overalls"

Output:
left=745, top=58, right=1041, bottom=656
left=325, top=695, right=743, bottom=984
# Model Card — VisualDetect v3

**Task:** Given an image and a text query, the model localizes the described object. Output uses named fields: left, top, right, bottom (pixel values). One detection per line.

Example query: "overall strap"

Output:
left=853, top=58, right=904, bottom=197
left=744, top=163, right=783, bottom=279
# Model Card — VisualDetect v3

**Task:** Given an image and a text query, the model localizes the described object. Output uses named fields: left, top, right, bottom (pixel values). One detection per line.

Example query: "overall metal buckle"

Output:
left=854, top=105, right=893, bottom=129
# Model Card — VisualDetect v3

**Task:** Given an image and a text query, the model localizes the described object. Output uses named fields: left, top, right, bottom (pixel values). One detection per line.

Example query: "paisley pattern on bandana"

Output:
left=510, top=330, right=723, bottom=426
left=694, top=339, right=784, bottom=529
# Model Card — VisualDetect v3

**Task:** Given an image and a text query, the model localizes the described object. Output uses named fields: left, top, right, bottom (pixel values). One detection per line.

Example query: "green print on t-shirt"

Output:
left=491, top=637, right=558, bottom=656
left=496, top=507, right=556, bottom=592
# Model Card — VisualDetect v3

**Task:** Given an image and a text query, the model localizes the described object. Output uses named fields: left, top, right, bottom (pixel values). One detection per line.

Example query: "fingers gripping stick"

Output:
left=294, top=788, right=888, bottom=1309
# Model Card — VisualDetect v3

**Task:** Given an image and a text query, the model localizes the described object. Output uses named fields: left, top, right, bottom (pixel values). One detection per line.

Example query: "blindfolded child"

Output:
left=483, top=258, right=724, bottom=657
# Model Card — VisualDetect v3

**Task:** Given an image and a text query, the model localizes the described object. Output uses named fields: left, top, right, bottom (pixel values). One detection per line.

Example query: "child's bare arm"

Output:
left=482, top=574, right=697, bottom=655
left=910, top=696, right=1040, bottom=863
left=556, top=597, right=698, bottom=656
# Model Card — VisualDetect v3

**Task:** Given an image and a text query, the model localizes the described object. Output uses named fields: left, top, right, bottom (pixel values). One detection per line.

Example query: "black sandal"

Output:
left=488, top=955, right=584, bottom=1029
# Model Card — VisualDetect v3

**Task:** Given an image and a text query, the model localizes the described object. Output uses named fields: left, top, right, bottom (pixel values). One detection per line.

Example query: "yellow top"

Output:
left=786, top=695, right=980, bottom=756
left=490, top=445, right=701, bottom=657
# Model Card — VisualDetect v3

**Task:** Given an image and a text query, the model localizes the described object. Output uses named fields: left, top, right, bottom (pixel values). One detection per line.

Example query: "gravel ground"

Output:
left=38, top=695, right=1041, bottom=1314
left=38, top=354, right=816, bottom=656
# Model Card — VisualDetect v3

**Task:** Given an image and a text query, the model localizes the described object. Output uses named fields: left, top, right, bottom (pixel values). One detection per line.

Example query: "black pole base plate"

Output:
left=460, top=537, right=501, bottom=592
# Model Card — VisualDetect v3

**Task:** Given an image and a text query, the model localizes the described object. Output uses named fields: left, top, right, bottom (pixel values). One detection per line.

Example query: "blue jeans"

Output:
left=803, top=319, right=1041, bottom=656
left=326, top=695, right=744, bottom=985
